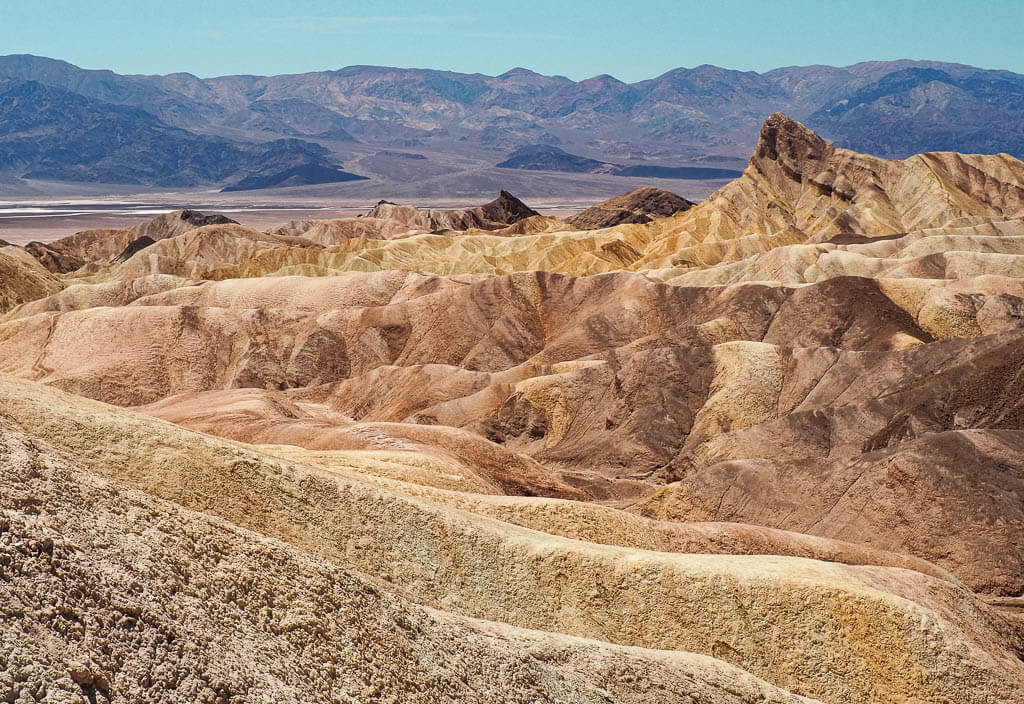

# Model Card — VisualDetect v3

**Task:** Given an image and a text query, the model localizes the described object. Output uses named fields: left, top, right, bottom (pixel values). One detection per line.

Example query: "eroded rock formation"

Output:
left=3, top=115, right=1024, bottom=702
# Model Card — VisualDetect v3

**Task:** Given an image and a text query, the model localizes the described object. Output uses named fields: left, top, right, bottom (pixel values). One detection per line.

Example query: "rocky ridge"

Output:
left=4, top=55, right=1024, bottom=190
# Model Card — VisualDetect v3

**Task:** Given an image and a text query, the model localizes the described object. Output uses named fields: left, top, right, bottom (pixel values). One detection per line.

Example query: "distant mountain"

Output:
left=1, top=54, right=1024, bottom=188
left=497, top=144, right=743, bottom=179
left=497, top=145, right=617, bottom=173
left=222, top=164, right=368, bottom=192
left=613, top=165, right=743, bottom=178
left=806, top=66, right=1024, bottom=157
left=0, top=78, right=356, bottom=187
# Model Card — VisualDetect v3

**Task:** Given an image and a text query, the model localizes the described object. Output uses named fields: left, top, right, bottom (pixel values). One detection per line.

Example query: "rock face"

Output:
left=4, top=114, right=1024, bottom=702
left=567, top=187, right=695, bottom=229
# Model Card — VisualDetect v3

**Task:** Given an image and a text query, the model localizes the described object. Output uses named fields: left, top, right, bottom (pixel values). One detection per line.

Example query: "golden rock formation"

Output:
left=4, top=114, right=1024, bottom=702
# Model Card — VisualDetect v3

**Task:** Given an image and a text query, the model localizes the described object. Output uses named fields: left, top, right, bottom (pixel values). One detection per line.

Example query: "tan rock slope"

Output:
left=4, top=114, right=1024, bottom=702
left=274, top=190, right=539, bottom=243
left=1, top=403, right=820, bottom=704
left=0, top=247, right=63, bottom=313
left=2, top=375, right=1023, bottom=704
left=23, top=208, right=239, bottom=273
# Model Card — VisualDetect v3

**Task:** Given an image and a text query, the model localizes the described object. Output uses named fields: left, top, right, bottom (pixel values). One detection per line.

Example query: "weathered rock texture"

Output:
left=3, top=115, right=1024, bottom=702
left=2, top=376, right=1023, bottom=704
left=0, top=248, right=63, bottom=312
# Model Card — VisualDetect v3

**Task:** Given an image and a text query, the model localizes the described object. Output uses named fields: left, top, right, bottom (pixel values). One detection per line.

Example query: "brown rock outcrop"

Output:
left=276, top=191, right=541, bottom=245
left=367, top=190, right=540, bottom=232
left=567, top=187, right=695, bottom=229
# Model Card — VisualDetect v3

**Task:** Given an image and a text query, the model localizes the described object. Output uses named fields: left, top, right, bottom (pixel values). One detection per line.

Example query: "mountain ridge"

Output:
left=2, top=54, right=1024, bottom=190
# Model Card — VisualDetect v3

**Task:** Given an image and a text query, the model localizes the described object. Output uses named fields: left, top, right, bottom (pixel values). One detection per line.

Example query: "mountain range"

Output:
left=1, top=55, right=1024, bottom=190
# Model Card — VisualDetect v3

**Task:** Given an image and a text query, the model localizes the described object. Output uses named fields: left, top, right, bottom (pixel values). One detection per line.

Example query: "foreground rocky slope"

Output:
left=3, top=375, right=1022, bottom=704
left=2, top=406, right=828, bottom=704
left=3, top=114, right=1024, bottom=702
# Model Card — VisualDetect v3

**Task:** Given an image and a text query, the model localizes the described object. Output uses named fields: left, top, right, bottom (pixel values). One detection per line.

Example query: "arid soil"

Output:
left=2, top=114, right=1024, bottom=703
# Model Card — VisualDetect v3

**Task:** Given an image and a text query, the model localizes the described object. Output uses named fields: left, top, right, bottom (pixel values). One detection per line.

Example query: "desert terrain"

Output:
left=2, top=113, right=1024, bottom=702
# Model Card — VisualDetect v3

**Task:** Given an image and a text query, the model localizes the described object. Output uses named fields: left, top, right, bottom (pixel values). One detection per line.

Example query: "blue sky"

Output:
left=2, top=0, right=1022, bottom=81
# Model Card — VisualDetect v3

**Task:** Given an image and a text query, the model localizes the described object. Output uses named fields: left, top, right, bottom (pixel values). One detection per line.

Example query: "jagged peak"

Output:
left=478, top=191, right=539, bottom=224
left=754, top=112, right=835, bottom=176
left=756, top=113, right=832, bottom=162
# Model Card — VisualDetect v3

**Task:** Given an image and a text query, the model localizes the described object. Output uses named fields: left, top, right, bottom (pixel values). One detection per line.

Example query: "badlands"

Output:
left=2, top=113, right=1024, bottom=702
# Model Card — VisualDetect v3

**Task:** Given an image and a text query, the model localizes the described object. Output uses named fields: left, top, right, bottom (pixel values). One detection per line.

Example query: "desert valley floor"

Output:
left=2, top=114, right=1024, bottom=702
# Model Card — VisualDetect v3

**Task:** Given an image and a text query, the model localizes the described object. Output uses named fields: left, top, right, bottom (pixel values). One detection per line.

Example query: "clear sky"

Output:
left=2, top=0, right=1022, bottom=82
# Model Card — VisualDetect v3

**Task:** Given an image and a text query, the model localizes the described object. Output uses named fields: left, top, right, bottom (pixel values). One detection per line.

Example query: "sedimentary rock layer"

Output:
left=4, top=115, right=1024, bottom=702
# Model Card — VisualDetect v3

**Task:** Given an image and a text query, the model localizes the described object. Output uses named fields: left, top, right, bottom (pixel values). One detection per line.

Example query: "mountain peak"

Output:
left=754, top=112, right=834, bottom=173
left=499, top=67, right=541, bottom=78
left=478, top=191, right=540, bottom=223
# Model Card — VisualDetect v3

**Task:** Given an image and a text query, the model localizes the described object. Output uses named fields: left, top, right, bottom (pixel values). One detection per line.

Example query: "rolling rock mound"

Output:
left=23, top=209, right=239, bottom=273
left=4, top=114, right=1024, bottom=702
left=567, top=187, right=695, bottom=229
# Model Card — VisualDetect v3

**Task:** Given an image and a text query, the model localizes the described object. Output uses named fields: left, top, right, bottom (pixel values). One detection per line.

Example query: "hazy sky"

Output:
left=2, top=0, right=1022, bottom=81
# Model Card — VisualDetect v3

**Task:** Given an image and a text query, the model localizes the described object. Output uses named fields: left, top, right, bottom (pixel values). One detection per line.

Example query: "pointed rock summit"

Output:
left=753, top=112, right=835, bottom=179
left=476, top=190, right=540, bottom=224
